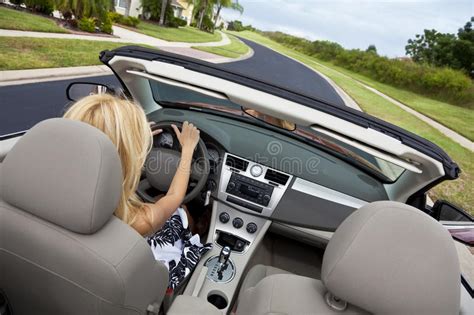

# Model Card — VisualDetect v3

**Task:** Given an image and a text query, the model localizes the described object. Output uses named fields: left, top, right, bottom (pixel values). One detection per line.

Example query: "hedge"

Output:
left=263, top=31, right=474, bottom=108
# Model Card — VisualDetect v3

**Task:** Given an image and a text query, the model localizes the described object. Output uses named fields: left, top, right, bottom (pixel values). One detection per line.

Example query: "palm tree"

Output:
left=159, top=0, right=168, bottom=25
left=197, top=0, right=209, bottom=30
left=55, top=0, right=112, bottom=19
left=213, top=0, right=243, bottom=29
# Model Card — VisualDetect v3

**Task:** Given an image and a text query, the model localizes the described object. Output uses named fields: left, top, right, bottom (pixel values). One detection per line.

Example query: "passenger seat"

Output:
left=236, top=201, right=461, bottom=315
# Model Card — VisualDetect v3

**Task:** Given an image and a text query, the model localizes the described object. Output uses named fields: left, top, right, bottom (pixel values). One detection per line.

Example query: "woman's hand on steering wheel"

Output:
left=172, top=121, right=200, bottom=153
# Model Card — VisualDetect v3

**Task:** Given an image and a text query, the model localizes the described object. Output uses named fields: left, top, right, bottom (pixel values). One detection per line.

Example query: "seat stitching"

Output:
left=89, top=137, right=104, bottom=233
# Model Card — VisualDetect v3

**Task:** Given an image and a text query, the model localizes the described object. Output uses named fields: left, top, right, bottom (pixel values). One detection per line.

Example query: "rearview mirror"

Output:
left=66, top=82, right=115, bottom=102
left=432, top=200, right=473, bottom=222
left=243, top=108, right=296, bottom=131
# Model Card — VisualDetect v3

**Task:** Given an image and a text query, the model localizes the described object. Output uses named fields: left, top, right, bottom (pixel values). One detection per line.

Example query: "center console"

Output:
left=182, top=153, right=293, bottom=313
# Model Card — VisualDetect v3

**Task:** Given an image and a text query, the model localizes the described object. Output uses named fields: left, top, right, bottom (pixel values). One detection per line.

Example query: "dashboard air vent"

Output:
left=225, top=155, right=249, bottom=171
left=264, top=169, right=289, bottom=185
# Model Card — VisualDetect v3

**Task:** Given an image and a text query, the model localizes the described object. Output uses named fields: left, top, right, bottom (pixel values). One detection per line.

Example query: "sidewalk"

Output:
left=0, top=26, right=252, bottom=84
left=314, top=62, right=474, bottom=152
left=0, top=26, right=247, bottom=67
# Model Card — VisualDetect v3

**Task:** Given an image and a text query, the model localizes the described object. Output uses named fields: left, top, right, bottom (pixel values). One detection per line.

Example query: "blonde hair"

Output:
left=64, top=94, right=152, bottom=225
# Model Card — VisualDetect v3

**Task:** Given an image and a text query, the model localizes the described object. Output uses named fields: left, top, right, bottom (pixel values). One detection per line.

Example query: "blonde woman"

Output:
left=64, top=93, right=211, bottom=289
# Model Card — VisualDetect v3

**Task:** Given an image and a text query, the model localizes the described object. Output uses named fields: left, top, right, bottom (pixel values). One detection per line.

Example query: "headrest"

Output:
left=0, top=118, right=122, bottom=234
left=322, top=201, right=460, bottom=315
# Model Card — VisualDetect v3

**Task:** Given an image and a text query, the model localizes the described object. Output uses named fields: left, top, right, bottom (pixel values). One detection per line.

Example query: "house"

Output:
left=114, top=0, right=194, bottom=26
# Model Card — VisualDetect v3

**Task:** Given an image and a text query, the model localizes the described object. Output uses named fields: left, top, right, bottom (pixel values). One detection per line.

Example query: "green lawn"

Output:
left=228, top=31, right=474, bottom=215
left=136, top=22, right=221, bottom=43
left=313, top=62, right=474, bottom=141
left=0, top=37, right=146, bottom=70
left=192, top=34, right=250, bottom=58
left=0, top=6, right=68, bottom=33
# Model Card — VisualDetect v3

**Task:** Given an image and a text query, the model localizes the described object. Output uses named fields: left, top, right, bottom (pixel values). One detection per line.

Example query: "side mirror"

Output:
left=432, top=200, right=473, bottom=222
left=66, top=82, right=116, bottom=102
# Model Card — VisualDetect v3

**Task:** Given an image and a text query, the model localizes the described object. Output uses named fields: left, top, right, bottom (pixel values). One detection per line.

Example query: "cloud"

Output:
left=221, top=0, right=473, bottom=57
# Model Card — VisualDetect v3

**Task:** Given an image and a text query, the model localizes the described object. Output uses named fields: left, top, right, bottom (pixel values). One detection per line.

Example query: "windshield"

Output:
left=149, top=80, right=405, bottom=182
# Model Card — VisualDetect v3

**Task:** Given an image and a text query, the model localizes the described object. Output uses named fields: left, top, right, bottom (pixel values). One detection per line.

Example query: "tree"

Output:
left=366, top=45, right=377, bottom=54
left=55, top=0, right=112, bottom=20
left=405, top=17, right=474, bottom=77
left=213, top=0, right=243, bottom=29
left=197, top=0, right=209, bottom=30
left=159, top=0, right=168, bottom=25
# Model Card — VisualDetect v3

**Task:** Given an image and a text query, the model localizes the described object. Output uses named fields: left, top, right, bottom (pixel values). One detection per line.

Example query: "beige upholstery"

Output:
left=1, top=119, right=122, bottom=234
left=322, top=201, right=460, bottom=315
left=0, top=119, right=168, bottom=314
left=237, top=201, right=461, bottom=315
left=167, top=295, right=222, bottom=315
left=237, top=272, right=367, bottom=315
left=238, top=264, right=292, bottom=298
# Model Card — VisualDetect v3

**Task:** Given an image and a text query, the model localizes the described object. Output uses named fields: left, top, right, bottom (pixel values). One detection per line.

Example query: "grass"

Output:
left=192, top=34, right=250, bottom=58
left=0, top=6, right=68, bottom=33
left=136, top=22, right=221, bottom=43
left=228, top=31, right=474, bottom=215
left=0, top=37, right=147, bottom=70
left=314, top=64, right=474, bottom=142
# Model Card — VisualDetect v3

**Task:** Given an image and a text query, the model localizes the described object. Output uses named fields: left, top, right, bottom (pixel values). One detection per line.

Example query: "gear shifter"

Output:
left=218, top=246, right=231, bottom=265
left=206, top=246, right=236, bottom=283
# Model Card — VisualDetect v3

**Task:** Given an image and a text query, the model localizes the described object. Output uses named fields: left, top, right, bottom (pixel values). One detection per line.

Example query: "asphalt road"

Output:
left=0, top=39, right=343, bottom=136
left=219, top=38, right=344, bottom=106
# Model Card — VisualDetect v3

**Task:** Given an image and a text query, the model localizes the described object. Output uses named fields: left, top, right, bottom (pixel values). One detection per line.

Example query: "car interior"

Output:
left=0, top=48, right=472, bottom=315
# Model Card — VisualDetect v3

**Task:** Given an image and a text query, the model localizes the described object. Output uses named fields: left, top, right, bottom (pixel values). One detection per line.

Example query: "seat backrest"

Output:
left=0, top=118, right=168, bottom=315
left=322, top=201, right=461, bottom=315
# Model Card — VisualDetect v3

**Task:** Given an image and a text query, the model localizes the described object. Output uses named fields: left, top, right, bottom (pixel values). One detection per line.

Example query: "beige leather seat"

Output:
left=237, top=201, right=461, bottom=315
left=0, top=119, right=168, bottom=314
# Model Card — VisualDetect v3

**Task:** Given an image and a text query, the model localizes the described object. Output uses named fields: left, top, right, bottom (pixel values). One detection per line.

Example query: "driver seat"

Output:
left=0, top=119, right=168, bottom=314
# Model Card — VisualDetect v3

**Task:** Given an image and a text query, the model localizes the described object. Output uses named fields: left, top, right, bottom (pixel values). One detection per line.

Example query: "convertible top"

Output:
left=100, top=46, right=460, bottom=181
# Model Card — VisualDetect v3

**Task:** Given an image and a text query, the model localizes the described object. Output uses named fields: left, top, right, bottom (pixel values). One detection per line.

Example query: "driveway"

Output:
left=0, top=39, right=344, bottom=135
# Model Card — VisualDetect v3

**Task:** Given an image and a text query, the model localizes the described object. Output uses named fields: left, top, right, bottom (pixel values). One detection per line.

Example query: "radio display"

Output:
left=239, top=184, right=259, bottom=198
left=226, top=173, right=274, bottom=206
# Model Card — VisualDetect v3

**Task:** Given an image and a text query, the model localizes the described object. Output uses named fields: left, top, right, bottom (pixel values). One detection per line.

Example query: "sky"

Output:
left=221, top=0, right=473, bottom=57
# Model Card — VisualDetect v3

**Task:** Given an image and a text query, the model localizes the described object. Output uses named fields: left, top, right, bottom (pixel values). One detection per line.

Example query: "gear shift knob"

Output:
left=218, top=246, right=231, bottom=265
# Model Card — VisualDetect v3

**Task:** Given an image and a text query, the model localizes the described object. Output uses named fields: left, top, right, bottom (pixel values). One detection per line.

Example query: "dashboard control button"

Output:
left=246, top=222, right=258, bottom=234
left=263, top=194, right=271, bottom=204
left=250, top=165, right=263, bottom=177
left=227, top=181, right=236, bottom=190
left=232, top=217, right=244, bottom=229
left=219, top=212, right=230, bottom=223
left=235, top=239, right=246, bottom=251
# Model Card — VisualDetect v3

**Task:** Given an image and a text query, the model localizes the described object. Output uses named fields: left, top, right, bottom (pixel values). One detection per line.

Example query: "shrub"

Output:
left=24, top=0, right=54, bottom=15
left=100, top=14, right=113, bottom=34
left=78, top=17, right=96, bottom=33
left=167, top=17, right=186, bottom=28
left=200, top=15, right=214, bottom=33
left=107, top=12, right=123, bottom=23
left=141, top=0, right=173, bottom=23
left=107, top=12, right=140, bottom=28
left=263, top=31, right=474, bottom=108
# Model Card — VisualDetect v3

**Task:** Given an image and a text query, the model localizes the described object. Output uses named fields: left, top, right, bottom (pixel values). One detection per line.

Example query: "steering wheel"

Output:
left=137, top=122, right=210, bottom=204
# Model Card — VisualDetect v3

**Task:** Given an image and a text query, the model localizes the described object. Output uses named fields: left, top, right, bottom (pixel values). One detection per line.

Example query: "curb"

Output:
left=0, top=65, right=112, bottom=86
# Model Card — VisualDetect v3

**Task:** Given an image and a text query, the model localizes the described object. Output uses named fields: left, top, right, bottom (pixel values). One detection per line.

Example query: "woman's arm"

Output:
left=132, top=121, right=200, bottom=236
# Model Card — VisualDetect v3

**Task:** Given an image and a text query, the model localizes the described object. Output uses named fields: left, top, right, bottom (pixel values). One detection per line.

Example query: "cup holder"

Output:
left=207, top=292, right=228, bottom=310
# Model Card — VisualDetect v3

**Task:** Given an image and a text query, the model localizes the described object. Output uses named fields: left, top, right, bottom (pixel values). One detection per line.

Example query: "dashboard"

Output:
left=149, top=108, right=388, bottom=231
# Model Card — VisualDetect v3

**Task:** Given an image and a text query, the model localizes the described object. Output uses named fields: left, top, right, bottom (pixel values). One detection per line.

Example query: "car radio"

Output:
left=226, top=173, right=274, bottom=207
